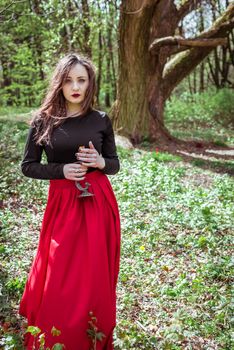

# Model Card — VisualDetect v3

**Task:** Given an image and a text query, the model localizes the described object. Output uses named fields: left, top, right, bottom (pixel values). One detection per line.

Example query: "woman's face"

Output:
left=62, top=63, right=89, bottom=110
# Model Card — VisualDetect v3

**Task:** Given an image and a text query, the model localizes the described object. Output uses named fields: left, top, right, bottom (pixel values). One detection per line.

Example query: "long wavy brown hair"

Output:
left=32, top=53, right=97, bottom=145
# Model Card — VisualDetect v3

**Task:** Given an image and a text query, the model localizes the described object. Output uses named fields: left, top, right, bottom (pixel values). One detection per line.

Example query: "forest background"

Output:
left=0, top=0, right=234, bottom=349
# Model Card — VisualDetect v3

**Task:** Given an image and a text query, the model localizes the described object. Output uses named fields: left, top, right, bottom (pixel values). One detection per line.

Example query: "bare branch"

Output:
left=162, top=2, right=234, bottom=98
left=149, top=35, right=227, bottom=52
left=177, top=0, right=203, bottom=21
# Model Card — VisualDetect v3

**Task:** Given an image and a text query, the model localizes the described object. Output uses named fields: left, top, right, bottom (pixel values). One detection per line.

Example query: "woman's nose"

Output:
left=72, top=81, right=79, bottom=90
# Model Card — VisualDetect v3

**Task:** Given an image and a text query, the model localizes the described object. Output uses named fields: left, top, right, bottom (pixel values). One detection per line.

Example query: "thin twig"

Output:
left=0, top=10, right=56, bottom=23
left=0, top=0, right=27, bottom=15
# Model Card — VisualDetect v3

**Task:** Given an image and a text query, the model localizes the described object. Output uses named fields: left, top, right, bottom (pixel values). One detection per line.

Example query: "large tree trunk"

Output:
left=115, top=44, right=151, bottom=143
left=114, top=1, right=183, bottom=143
left=115, top=1, right=162, bottom=143
left=114, top=0, right=234, bottom=144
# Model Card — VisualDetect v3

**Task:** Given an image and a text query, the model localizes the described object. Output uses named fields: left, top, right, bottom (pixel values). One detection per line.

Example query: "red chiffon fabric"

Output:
left=19, top=170, right=121, bottom=350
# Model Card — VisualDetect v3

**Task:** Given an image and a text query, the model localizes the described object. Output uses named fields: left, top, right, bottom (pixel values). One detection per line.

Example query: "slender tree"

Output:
left=207, top=0, right=234, bottom=88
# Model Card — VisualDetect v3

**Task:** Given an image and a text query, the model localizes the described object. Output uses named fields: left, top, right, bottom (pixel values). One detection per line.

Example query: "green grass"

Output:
left=165, top=88, right=234, bottom=146
left=0, top=115, right=233, bottom=349
left=0, top=107, right=33, bottom=121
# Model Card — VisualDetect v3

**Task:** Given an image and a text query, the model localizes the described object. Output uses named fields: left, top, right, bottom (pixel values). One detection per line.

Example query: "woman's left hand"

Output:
left=75, top=141, right=105, bottom=170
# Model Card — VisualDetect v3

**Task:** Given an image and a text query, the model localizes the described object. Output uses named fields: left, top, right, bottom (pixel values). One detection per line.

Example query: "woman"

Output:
left=19, top=53, right=121, bottom=350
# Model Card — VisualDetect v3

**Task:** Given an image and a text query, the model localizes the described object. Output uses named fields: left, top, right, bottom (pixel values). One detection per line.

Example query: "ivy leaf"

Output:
left=39, top=332, right=45, bottom=346
left=51, top=326, right=61, bottom=337
left=52, top=344, right=65, bottom=350
left=96, top=332, right=106, bottom=341
left=26, top=326, right=41, bottom=336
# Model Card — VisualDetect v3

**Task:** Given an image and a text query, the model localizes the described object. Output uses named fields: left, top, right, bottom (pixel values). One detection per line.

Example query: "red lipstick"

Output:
left=72, top=93, right=80, bottom=98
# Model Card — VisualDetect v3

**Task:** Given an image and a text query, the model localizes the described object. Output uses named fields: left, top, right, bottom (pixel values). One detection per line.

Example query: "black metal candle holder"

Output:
left=75, top=145, right=94, bottom=198
left=75, top=180, right=94, bottom=198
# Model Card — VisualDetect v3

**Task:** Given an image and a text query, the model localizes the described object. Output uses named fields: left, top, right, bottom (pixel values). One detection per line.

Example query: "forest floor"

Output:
left=138, top=121, right=234, bottom=176
left=0, top=111, right=233, bottom=350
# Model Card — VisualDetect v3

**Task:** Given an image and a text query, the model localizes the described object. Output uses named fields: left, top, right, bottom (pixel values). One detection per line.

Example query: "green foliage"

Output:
left=86, top=311, right=106, bottom=350
left=0, top=106, right=32, bottom=118
left=166, top=88, right=234, bottom=128
left=0, top=0, right=119, bottom=109
left=165, top=88, right=234, bottom=145
left=0, top=45, right=47, bottom=107
left=26, top=326, right=41, bottom=336
left=0, top=331, right=24, bottom=350
left=111, top=146, right=233, bottom=349
left=0, top=115, right=233, bottom=349
left=25, top=326, right=65, bottom=349
left=0, top=325, right=64, bottom=350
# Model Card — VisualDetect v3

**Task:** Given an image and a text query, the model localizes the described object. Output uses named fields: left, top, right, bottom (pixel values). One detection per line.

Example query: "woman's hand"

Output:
left=75, top=141, right=105, bottom=170
left=63, top=163, right=88, bottom=181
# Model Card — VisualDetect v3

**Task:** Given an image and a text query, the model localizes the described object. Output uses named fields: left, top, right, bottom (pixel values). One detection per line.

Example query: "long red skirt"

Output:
left=19, top=170, right=121, bottom=350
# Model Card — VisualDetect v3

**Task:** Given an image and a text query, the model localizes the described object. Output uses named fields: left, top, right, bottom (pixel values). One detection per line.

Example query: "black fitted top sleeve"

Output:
left=21, top=110, right=120, bottom=180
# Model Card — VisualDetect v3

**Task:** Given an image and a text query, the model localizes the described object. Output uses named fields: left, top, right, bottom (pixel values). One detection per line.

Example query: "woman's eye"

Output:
left=64, top=78, right=86, bottom=84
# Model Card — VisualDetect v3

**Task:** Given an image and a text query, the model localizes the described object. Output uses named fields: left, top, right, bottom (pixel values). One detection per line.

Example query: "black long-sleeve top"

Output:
left=21, top=109, right=120, bottom=179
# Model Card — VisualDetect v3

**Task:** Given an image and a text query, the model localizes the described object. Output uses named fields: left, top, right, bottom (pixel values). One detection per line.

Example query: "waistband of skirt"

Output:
left=49, top=170, right=106, bottom=189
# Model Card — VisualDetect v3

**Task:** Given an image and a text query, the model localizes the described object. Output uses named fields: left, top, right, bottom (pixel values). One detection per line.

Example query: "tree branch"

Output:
left=0, top=10, right=56, bottom=23
left=0, top=0, right=27, bottom=15
left=149, top=36, right=227, bottom=52
left=162, top=2, right=234, bottom=98
left=177, top=0, right=202, bottom=21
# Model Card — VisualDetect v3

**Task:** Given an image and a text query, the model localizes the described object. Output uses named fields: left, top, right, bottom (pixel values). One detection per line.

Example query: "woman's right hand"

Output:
left=63, top=163, right=88, bottom=181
